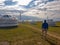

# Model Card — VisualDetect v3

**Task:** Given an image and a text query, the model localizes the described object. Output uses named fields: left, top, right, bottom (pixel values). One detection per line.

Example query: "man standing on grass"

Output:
left=42, top=20, right=48, bottom=38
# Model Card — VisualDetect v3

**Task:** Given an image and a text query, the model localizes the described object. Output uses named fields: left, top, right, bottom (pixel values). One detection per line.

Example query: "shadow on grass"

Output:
left=45, top=38, right=56, bottom=45
left=0, top=26, right=18, bottom=29
left=52, top=26, right=60, bottom=27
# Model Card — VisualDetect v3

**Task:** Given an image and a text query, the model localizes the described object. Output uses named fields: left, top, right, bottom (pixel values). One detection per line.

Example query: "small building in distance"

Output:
left=46, top=19, right=56, bottom=26
left=0, top=15, right=18, bottom=27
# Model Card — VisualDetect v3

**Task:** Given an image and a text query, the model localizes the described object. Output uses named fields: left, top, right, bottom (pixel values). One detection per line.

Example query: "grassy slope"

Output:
left=0, top=23, right=50, bottom=45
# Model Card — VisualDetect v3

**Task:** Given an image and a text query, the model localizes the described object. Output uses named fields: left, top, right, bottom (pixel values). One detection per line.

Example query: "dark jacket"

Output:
left=42, top=22, right=48, bottom=29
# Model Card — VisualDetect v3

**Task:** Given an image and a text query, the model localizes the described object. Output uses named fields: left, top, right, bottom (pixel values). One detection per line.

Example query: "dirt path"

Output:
left=21, top=24, right=60, bottom=45
left=21, top=24, right=60, bottom=40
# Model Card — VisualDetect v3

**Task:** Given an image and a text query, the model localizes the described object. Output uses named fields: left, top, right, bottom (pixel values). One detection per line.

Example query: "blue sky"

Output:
left=0, top=0, right=33, bottom=10
left=0, top=0, right=55, bottom=7
left=0, top=0, right=60, bottom=21
left=0, top=0, right=32, bottom=6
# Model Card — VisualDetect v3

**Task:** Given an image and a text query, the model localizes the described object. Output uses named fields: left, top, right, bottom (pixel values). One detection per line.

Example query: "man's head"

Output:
left=44, top=20, right=46, bottom=23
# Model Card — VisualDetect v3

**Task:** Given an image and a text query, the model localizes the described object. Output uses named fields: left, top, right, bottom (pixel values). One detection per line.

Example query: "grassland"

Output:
left=22, top=22, right=60, bottom=45
left=0, top=23, right=50, bottom=45
left=27, top=21, right=60, bottom=36
left=0, top=22, right=60, bottom=45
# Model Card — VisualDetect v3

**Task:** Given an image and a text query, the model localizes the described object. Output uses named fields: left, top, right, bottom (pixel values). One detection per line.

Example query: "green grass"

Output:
left=0, top=22, right=60, bottom=45
left=27, top=21, right=60, bottom=36
left=48, top=22, right=60, bottom=35
left=0, top=23, right=50, bottom=45
left=22, top=22, right=60, bottom=45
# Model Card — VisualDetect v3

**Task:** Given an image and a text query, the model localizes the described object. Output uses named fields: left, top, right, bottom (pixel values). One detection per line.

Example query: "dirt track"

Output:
left=22, top=24, right=60, bottom=40
left=21, top=24, right=60, bottom=45
left=0, top=24, right=60, bottom=45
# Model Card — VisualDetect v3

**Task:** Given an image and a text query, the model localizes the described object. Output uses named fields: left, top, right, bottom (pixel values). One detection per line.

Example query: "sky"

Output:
left=13, top=0, right=32, bottom=5
left=0, top=0, right=60, bottom=21
left=0, top=0, right=32, bottom=10
left=0, top=0, right=32, bottom=6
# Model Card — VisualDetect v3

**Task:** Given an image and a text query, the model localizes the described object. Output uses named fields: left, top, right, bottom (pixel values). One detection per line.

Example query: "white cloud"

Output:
left=0, top=0, right=5, bottom=3
left=41, top=0, right=60, bottom=20
left=13, top=0, right=32, bottom=5
left=0, top=0, right=32, bottom=6
left=0, top=0, right=32, bottom=10
left=22, top=0, right=60, bottom=20
left=44, top=0, right=60, bottom=10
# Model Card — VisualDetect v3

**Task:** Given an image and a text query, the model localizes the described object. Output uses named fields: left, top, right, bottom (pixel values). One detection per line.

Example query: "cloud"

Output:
left=41, top=0, right=60, bottom=19
left=13, top=0, right=32, bottom=5
left=3, top=0, right=17, bottom=6
left=0, top=0, right=5, bottom=3
left=0, top=0, right=32, bottom=10
left=22, top=0, right=60, bottom=20
left=44, top=0, right=60, bottom=10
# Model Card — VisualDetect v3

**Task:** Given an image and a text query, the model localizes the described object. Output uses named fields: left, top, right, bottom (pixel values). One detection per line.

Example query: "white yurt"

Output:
left=46, top=19, right=56, bottom=26
left=0, top=15, right=18, bottom=27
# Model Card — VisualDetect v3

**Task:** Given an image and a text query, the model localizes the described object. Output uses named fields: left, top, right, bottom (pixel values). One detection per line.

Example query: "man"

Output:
left=42, top=20, right=48, bottom=38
